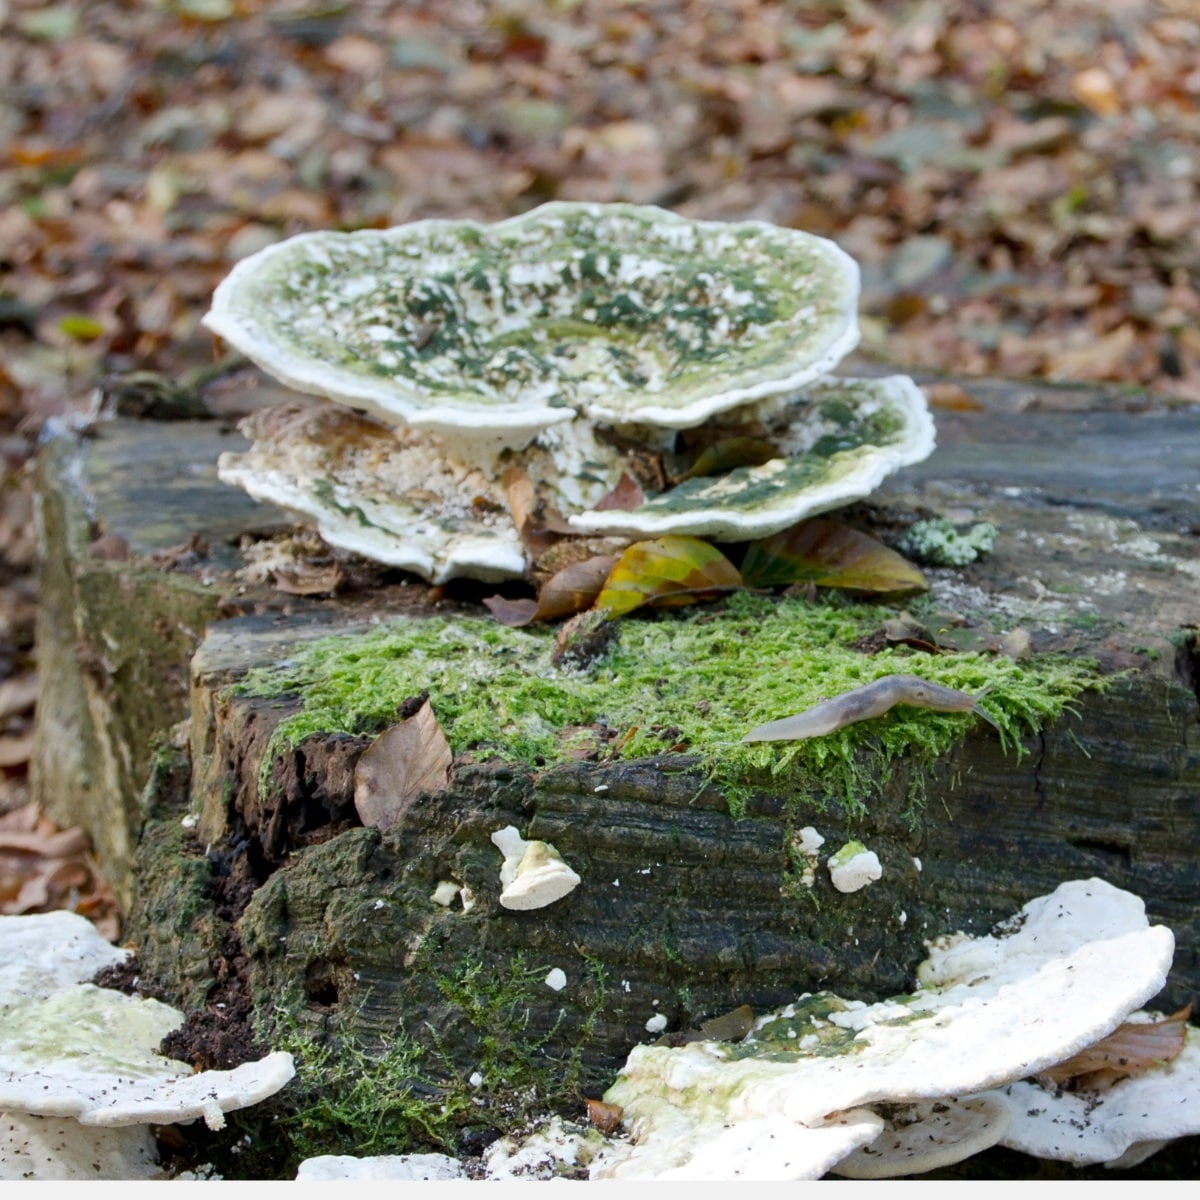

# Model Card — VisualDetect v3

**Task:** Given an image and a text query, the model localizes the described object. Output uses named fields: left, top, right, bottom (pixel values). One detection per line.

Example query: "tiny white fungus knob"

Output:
left=828, top=841, right=883, bottom=894
left=491, top=825, right=581, bottom=911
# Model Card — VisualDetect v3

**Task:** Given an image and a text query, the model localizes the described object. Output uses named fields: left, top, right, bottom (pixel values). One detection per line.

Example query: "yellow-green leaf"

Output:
left=741, top=518, right=927, bottom=593
left=58, top=315, right=105, bottom=342
left=595, top=536, right=742, bottom=618
left=681, top=437, right=779, bottom=480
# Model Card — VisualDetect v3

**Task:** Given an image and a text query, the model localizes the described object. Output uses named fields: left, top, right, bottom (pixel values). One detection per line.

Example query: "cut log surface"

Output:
left=32, top=379, right=1200, bottom=1164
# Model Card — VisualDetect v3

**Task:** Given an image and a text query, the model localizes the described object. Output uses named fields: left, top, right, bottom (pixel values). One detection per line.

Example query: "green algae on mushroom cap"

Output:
left=569, top=375, right=935, bottom=541
left=203, top=202, right=860, bottom=444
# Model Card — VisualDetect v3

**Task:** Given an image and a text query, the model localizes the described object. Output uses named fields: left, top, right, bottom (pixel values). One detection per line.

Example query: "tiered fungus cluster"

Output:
left=0, top=912, right=293, bottom=1180
left=594, top=879, right=1199, bottom=1179
left=204, top=202, right=934, bottom=582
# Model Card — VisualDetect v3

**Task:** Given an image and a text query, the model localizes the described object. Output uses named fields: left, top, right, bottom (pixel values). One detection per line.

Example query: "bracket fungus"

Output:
left=594, top=879, right=1176, bottom=1180
left=996, top=1019, right=1200, bottom=1167
left=206, top=202, right=935, bottom=584
left=0, top=911, right=294, bottom=1180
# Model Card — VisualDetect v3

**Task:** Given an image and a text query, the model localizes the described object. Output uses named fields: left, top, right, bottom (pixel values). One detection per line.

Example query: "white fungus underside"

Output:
left=832, top=1095, right=1012, bottom=1179
left=997, top=1023, right=1200, bottom=1165
left=0, top=912, right=295, bottom=1133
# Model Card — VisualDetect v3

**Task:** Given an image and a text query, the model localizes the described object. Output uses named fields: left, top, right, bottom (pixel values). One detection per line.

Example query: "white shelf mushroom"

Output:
left=491, top=825, right=581, bottom=911
left=593, top=879, right=1175, bottom=1180
left=0, top=912, right=294, bottom=1180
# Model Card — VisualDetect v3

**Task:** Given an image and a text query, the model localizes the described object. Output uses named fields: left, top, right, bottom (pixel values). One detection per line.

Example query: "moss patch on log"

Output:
left=233, top=592, right=1095, bottom=817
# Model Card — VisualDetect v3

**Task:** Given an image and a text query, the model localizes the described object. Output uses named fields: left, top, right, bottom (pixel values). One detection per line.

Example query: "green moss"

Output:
left=235, top=592, right=1095, bottom=817
left=227, top=951, right=605, bottom=1177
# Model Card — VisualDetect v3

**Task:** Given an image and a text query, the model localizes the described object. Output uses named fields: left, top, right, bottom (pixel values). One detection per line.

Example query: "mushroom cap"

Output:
left=0, top=1115, right=160, bottom=1181
left=998, top=1021, right=1200, bottom=1165
left=219, top=375, right=933, bottom=581
left=499, top=840, right=582, bottom=911
left=0, top=912, right=295, bottom=1132
left=569, top=376, right=935, bottom=541
left=827, top=840, right=883, bottom=894
left=832, top=1095, right=1012, bottom=1178
left=203, top=202, right=860, bottom=446
left=0, top=911, right=128, bottom=1008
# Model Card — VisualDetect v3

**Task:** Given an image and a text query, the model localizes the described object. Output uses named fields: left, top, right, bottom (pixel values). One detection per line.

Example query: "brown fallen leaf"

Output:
left=923, top=381, right=985, bottom=412
left=741, top=518, right=927, bottom=594
left=0, top=733, right=34, bottom=769
left=592, top=472, right=646, bottom=512
left=501, top=465, right=572, bottom=558
left=486, top=554, right=619, bottom=628
left=594, top=536, right=742, bottom=619
left=0, top=674, right=38, bottom=721
left=698, top=1004, right=756, bottom=1042
left=680, top=437, right=778, bottom=480
left=353, top=700, right=452, bottom=834
left=482, top=595, right=540, bottom=628
left=586, top=1098, right=623, bottom=1135
left=0, top=826, right=89, bottom=857
left=880, top=612, right=939, bottom=652
left=1041, top=1005, right=1192, bottom=1090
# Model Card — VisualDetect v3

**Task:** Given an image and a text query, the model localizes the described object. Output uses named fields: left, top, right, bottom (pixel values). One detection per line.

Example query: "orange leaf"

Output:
left=595, top=536, right=742, bottom=618
left=741, top=518, right=927, bottom=594
left=353, top=700, right=452, bottom=833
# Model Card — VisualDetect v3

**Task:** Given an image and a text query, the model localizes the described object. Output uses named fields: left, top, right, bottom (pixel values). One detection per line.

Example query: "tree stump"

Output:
left=32, top=378, right=1200, bottom=1175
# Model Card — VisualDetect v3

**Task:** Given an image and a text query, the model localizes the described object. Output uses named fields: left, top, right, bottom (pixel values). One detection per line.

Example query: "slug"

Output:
left=741, top=674, right=1000, bottom=742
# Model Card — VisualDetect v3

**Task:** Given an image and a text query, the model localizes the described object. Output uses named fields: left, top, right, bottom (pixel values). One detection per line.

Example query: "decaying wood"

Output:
left=31, top=378, right=1200, bottom=1162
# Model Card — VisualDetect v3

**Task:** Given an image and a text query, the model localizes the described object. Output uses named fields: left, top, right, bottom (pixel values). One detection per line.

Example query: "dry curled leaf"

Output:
left=594, top=536, right=742, bottom=618
left=501, top=465, right=572, bottom=558
left=353, top=700, right=452, bottom=833
left=1040, top=1006, right=1192, bottom=1090
left=741, top=518, right=927, bottom=594
left=272, top=562, right=343, bottom=596
left=484, top=553, right=619, bottom=628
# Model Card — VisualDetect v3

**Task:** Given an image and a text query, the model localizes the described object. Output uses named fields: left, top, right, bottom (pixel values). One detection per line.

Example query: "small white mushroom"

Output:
left=827, top=841, right=883, bottom=893
left=490, top=825, right=581, bottom=911
left=430, top=880, right=460, bottom=907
